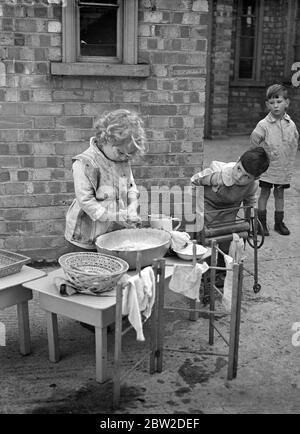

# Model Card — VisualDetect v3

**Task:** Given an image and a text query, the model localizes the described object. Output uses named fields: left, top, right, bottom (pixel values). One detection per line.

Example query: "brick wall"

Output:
left=0, top=0, right=208, bottom=261
left=208, top=0, right=300, bottom=136
left=228, top=0, right=300, bottom=135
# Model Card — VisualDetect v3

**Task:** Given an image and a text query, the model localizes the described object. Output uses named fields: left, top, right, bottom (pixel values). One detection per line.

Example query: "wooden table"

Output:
left=22, top=268, right=122, bottom=383
left=0, top=266, right=46, bottom=354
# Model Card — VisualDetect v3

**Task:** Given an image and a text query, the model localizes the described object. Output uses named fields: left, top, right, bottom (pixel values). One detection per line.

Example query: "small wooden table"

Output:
left=0, top=266, right=46, bottom=355
left=22, top=268, right=120, bottom=383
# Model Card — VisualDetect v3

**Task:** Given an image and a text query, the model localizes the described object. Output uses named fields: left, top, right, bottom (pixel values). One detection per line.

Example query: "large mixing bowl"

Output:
left=95, top=228, right=171, bottom=270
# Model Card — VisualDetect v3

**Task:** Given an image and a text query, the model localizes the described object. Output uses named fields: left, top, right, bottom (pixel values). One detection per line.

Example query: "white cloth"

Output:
left=220, top=162, right=236, bottom=186
left=122, top=267, right=155, bottom=341
left=222, top=254, right=234, bottom=312
left=228, top=233, right=246, bottom=262
left=222, top=234, right=245, bottom=311
left=170, top=230, right=190, bottom=251
left=169, top=262, right=209, bottom=301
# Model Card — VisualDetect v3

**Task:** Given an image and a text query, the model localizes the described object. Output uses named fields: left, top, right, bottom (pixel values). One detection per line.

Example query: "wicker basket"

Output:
left=58, top=252, right=129, bottom=294
left=0, top=249, right=31, bottom=278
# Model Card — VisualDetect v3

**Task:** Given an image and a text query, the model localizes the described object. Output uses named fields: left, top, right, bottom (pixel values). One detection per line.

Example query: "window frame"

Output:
left=284, top=0, right=300, bottom=79
left=51, top=0, right=150, bottom=77
left=77, top=1, right=122, bottom=63
left=232, top=0, right=264, bottom=85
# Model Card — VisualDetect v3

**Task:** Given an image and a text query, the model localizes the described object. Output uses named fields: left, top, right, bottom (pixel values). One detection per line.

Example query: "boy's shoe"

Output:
left=257, top=209, right=269, bottom=236
left=257, top=222, right=270, bottom=236
left=274, top=221, right=290, bottom=235
left=274, top=211, right=290, bottom=236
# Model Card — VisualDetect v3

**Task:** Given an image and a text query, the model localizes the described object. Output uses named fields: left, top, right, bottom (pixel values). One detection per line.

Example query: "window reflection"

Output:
left=238, top=0, right=257, bottom=79
left=79, top=1, right=118, bottom=57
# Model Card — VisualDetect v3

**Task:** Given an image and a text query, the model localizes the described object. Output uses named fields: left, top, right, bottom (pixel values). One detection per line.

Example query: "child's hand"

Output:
left=126, top=212, right=142, bottom=228
left=104, top=209, right=131, bottom=227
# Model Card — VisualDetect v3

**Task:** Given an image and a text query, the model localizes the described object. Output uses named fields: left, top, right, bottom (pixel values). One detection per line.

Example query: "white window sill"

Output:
left=51, top=62, right=150, bottom=77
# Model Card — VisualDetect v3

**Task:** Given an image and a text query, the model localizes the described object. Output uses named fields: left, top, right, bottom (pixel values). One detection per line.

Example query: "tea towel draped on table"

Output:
left=121, top=267, right=155, bottom=341
left=53, top=266, right=156, bottom=342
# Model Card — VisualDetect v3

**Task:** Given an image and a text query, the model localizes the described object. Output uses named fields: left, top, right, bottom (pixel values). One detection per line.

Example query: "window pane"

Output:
left=242, top=0, right=256, bottom=16
left=240, top=16, right=256, bottom=36
left=239, top=58, right=253, bottom=78
left=240, top=37, right=255, bottom=57
left=79, top=1, right=118, bottom=57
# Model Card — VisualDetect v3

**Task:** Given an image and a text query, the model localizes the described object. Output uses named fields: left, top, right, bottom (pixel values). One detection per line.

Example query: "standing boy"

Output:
left=250, top=84, right=299, bottom=236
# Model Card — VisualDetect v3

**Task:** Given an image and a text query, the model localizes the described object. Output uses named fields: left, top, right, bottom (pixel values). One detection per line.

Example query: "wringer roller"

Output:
left=200, top=206, right=264, bottom=293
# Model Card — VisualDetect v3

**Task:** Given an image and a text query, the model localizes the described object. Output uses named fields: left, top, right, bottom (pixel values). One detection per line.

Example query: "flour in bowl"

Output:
left=115, top=241, right=153, bottom=251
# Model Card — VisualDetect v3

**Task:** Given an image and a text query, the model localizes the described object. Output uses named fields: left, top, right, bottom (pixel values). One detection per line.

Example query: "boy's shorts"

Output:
left=259, top=180, right=290, bottom=189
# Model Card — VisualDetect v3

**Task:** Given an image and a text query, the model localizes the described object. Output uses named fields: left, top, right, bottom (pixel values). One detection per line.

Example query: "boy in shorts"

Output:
left=250, top=84, right=299, bottom=235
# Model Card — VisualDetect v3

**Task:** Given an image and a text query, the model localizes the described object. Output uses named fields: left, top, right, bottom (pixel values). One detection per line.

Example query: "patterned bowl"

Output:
left=58, top=252, right=129, bottom=293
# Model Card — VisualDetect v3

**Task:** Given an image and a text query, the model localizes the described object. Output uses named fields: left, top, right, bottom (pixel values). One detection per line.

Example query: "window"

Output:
left=293, top=0, right=300, bottom=61
left=51, top=0, right=150, bottom=77
left=79, top=1, right=119, bottom=60
left=284, top=0, right=299, bottom=80
left=233, top=0, right=264, bottom=83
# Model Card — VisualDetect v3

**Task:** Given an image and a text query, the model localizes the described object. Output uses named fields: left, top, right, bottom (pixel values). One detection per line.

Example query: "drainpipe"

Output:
left=204, top=0, right=214, bottom=139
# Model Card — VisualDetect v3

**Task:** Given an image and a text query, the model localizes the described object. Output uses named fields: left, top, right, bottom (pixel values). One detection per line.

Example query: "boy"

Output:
left=250, top=84, right=299, bottom=236
left=191, top=147, right=269, bottom=284
left=191, top=147, right=270, bottom=234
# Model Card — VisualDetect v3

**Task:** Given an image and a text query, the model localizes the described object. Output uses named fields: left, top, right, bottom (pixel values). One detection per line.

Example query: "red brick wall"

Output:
left=0, top=0, right=208, bottom=261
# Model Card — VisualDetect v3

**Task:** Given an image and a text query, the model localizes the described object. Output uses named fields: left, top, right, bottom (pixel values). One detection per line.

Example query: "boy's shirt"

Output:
left=250, top=112, right=299, bottom=184
left=191, top=161, right=258, bottom=227
left=191, top=161, right=236, bottom=191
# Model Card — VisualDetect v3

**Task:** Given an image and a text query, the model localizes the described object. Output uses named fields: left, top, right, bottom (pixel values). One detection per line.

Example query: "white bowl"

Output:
left=173, top=243, right=207, bottom=261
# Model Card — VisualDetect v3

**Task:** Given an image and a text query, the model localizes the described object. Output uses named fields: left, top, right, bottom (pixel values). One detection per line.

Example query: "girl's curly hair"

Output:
left=94, top=109, right=147, bottom=155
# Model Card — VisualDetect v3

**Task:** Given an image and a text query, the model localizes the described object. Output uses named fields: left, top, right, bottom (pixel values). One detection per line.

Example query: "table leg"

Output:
left=113, top=283, right=123, bottom=408
left=46, top=311, right=60, bottom=362
left=17, top=301, right=31, bottom=355
left=95, top=326, right=108, bottom=383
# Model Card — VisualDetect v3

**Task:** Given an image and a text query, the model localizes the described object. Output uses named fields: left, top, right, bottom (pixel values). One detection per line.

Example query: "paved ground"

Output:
left=0, top=136, right=300, bottom=414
